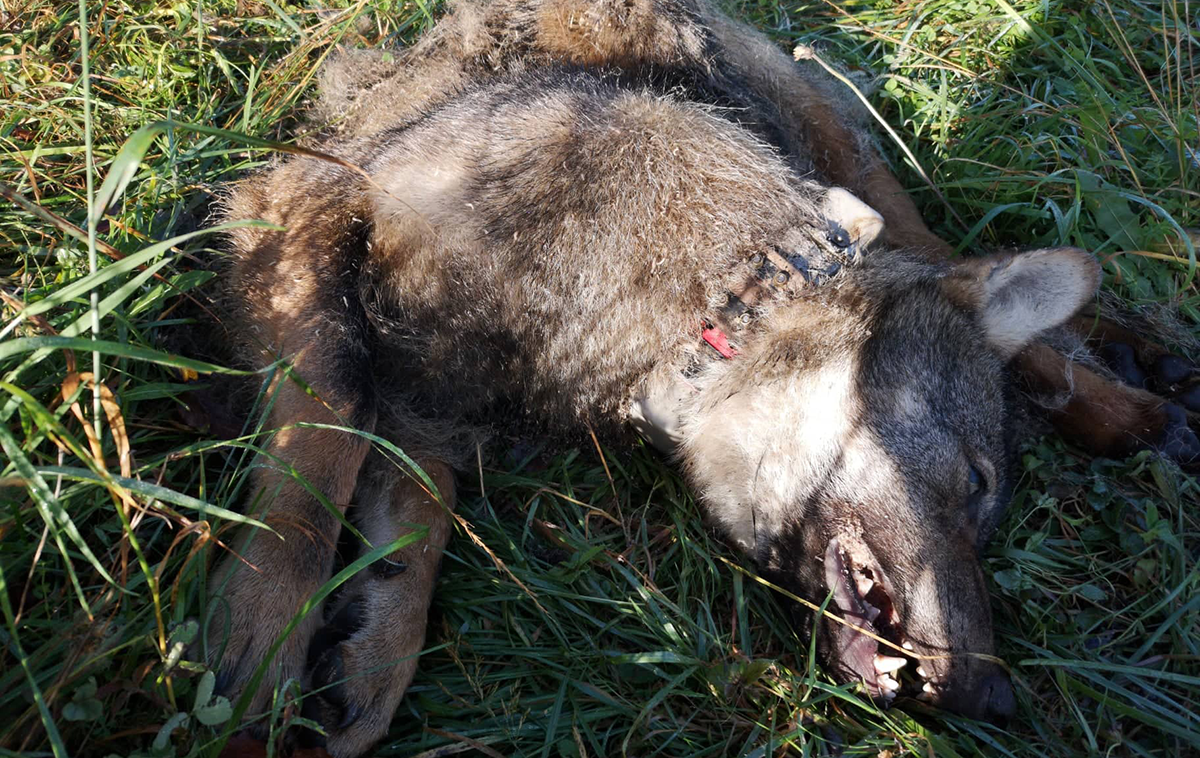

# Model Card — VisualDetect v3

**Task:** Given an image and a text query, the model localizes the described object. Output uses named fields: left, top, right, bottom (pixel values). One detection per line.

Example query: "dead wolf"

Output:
left=207, top=0, right=1200, bottom=754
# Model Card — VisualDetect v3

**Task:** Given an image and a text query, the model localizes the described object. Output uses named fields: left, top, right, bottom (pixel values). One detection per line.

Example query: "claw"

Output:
left=308, top=599, right=364, bottom=667
left=213, top=668, right=233, bottom=696
left=310, top=643, right=346, bottom=693
left=338, top=702, right=364, bottom=731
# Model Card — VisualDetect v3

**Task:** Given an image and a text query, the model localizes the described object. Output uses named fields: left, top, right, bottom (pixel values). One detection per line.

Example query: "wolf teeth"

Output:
left=916, top=665, right=929, bottom=678
left=916, top=682, right=935, bottom=701
left=874, top=655, right=906, bottom=674
left=901, top=641, right=914, bottom=651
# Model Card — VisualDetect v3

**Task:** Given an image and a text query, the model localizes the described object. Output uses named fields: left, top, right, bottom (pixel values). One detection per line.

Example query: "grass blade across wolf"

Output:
left=196, top=0, right=1198, bottom=754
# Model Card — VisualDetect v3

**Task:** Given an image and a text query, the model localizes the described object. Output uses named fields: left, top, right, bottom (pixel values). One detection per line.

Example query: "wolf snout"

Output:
left=917, top=659, right=1015, bottom=724
left=980, top=672, right=1017, bottom=723
left=962, top=670, right=1017, bottom=725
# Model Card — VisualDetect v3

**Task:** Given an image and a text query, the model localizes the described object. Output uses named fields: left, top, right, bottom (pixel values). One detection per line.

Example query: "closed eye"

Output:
left=966, top=463, right=987, bottom=522
left=968, top=465, right=985, bottom=496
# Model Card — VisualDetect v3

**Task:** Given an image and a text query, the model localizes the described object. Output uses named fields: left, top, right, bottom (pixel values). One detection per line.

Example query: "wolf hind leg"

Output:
left=698, top=10, right=953, bottom=256
left=303, top=456, right=457, bottom=758
left=207, top=330, right=378, bottom=722
left=207, top=157, right=379, bottom=723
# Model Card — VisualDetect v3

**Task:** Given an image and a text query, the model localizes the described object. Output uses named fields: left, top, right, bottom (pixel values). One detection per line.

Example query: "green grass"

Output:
left=1, top=0, right=1198, bottom=756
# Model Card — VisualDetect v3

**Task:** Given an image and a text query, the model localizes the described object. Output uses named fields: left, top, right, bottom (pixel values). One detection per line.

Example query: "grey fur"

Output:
left=211, top=1, right=1103, bottom=753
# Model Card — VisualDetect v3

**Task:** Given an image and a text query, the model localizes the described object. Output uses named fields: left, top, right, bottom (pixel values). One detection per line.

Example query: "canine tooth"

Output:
left=874, top=655, right=906, bottom=674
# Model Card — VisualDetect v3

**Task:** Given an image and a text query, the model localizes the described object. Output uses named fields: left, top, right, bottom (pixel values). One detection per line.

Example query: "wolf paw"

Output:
left=1159, top=403, right=1200, bottom=464
left=1097, top=337, right=1200, bottom=466
left=302, top=574, right=432, bottom=758
left=207, top=558, right=324, bottom=722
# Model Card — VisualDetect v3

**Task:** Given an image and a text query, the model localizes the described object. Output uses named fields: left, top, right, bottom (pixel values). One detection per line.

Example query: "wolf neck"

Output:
left=629, top=241, right=865, bottom=455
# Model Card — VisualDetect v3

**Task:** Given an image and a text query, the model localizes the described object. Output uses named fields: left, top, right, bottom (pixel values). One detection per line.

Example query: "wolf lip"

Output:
left=823, top=537, right=909, bottom=699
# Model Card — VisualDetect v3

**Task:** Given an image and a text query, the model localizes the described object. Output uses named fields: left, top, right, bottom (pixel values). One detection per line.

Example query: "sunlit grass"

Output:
left=1, top=0, right=1197, bottom=756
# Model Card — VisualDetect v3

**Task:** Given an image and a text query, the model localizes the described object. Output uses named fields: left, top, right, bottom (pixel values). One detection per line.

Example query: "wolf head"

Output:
left=676, top=246, right=1100, bottom=721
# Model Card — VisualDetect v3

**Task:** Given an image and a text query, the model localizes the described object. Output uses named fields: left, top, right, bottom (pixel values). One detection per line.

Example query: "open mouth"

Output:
left=822, top=537, right=936, bottom=701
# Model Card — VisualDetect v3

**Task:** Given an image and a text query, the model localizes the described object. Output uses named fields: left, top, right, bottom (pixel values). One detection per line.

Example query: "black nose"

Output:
left=979, top=672, right=1016, bottom=724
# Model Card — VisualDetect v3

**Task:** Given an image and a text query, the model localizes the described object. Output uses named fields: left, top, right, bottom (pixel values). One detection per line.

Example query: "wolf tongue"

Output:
left=824, top=538, right=880, bottom=681
left=836, top=614, right=880, bottom=682
left=823, top=538, right=861, bottom=616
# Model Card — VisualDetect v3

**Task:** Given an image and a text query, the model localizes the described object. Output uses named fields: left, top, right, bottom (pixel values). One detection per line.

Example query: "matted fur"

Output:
left=208, top=1, right=1194, bottom=755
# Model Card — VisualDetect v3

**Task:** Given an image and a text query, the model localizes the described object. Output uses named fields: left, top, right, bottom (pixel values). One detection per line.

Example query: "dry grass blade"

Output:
left=0, top=0, right=1195, bottom=756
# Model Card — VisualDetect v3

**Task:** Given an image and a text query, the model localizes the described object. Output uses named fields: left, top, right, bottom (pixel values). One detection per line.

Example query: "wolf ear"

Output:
left=822, top=188, right=884, bottom=248
left=946, top=247, right=1101, bottom=357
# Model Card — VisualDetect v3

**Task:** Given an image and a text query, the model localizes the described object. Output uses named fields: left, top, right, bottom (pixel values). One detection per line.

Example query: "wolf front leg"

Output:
left=206, top=334, right=378, bottom=723
left=303, top=457, right=457, bottom=757
left=702, top=9, right=954, bottom=257
left=1017, top=342, right=1199, bottom=464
